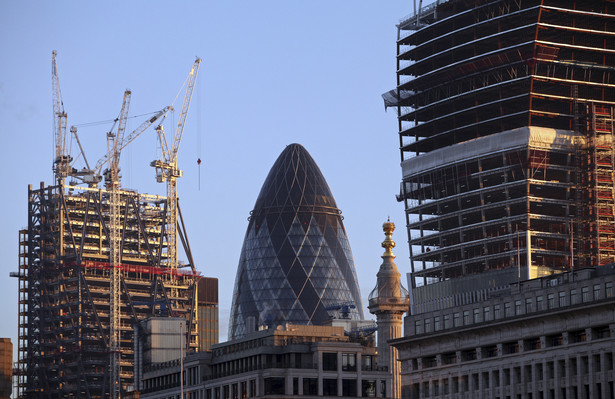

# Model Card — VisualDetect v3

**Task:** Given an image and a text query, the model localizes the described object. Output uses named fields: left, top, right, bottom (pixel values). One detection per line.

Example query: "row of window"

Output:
left=322, top=352, right=375, bottom=372
left=412, top=329, right=613, bottom=371
left=204, top=377, right=385, bottom=398
left=142, top=364, right=201, bottom=392
left=414, top=281, right=613, bottom=334
left=405, top=351, right=615, bottom=398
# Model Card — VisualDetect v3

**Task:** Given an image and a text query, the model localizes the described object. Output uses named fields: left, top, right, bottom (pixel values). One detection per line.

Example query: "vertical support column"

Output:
left=109, top=187, right=121, bottom=399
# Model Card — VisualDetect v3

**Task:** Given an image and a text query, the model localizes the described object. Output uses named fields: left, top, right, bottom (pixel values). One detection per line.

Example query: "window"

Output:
left=483, top=345, right=498, bottom=358
left=548, top=334, right=564, bottom=347
left=342, top=353, right=356, bottom=371
left=525, top=337, right=541, bottom=350
left=536, top=295, right=544, bottom=310
left=606, top=282, right=613, bottom=298
left=505, top=302, right=513, bottom=317
left=249, top=380, right=256, bottom=398
left=525, top=298, right=533, bottom=313
left=264, top=378, right=285, bottom=395
left=444, top=314, right=451, bottom=328
left=483, top=306, right=491, bottom=321
left=342, top=379, right=357, bottom=397
left=559, top=291, right=566, bottom=307
left=593, top=325, right=611, bottom=339
left=424, top=318, right=432, bottom=333
left=362, top=380, right=376, bottom=398
left=454, top=312, right=461, bottom=327
left=303, top=378, right=317, bottom=396
left=434, top=316, right=442, bottom=331
left=462, top=349, right=477, bottom=361
left=473, top=308, right=480, bottom=323
left=415, top=320, right=423, bottom=335
left=422, top=356, right=437, bottom=368
left=594, top=284, right=601, bottom=300
left=241, top=381, right=247, bottom=399
left=515, top=300, right=522, bottom=315
left=363, top=355, right=374, bottom=371
left=463, top=310, right=471, bottom=325
left=494, top=304, right=502, bottom=319
left=323, top=352, right=337, bottom=371
left=570, top=289, right=578, bottom=305
left=570, top=329, right=587, bottom=343
left=582, top=286, right=590, bottom=302
left=547, top=293, right=555, bottom=308
left=323, top=379, right=337, bottom=396
left=504, top=341, right=519, bottom=354
left=442, top=352, right=456, bottom=364
left=295, top=353, right=302, bottom=368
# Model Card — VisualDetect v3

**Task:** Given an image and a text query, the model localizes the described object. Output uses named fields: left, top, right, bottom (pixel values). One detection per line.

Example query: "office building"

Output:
left=384, top=0, right=615, bottom=310
left=140, top=324, right=391, bottom=399
left=384, top=1, right=615, bottom=397
left=392, top=265, right=615, bottom=399
left=229, top=144, right=364, bottom=339
left=14, top=183, right=200, bottom=398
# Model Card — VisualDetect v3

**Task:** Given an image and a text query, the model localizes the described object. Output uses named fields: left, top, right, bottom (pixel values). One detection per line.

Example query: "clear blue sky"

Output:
left=0, top=1, right=420, bottom=347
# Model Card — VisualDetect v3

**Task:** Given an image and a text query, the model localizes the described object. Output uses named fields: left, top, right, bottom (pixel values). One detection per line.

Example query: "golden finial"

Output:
left=382, top=218, right=396, bottom=257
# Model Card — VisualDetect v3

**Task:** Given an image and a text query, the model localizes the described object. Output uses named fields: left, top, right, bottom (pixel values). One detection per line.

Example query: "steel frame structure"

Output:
left=16, top=182, right=199, bottom=398
left=389, top=0, right=615, bottom=291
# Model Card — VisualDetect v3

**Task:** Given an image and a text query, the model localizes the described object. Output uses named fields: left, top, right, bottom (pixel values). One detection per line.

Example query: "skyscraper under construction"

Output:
left=384, top=0, right=615, bottom=309
left=13, top=54, right=205, bottom=398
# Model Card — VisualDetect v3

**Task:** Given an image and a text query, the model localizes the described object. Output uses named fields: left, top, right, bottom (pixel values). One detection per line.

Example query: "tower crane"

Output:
left=105, top=90, right=132, bottom=188
left=68, top=105, right=171, bottom=186
left=102, top=92, right=172, bottom=398
left=108, top=89, right=131, bottom=399
left=151, top=57, right=202, bottom=272
left=52, top=50, right=71, bottom=184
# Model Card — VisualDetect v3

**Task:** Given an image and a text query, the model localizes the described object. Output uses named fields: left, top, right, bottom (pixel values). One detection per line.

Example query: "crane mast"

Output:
left=108, top=89, right=131, bottom=399
left=152, top=58, right=201, bottom=276
left=52, top=50, right=71, bottom=183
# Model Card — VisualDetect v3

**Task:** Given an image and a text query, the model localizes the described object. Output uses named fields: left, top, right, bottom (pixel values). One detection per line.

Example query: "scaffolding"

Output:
left=15, top=182, right=199, bottom=398
left=578, top=103, right=615, bottom=266
left=389, top=0, right=615, bottom=293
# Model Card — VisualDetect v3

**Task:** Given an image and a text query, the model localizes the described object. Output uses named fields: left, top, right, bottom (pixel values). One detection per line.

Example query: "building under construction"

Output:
left=384, top=0, right=615, bottom=309
left=13, top=54, right=207, bottom=398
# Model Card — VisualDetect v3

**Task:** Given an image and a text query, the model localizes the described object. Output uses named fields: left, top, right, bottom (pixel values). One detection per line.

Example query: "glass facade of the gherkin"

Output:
left=229, top=143, right=364, bottom=339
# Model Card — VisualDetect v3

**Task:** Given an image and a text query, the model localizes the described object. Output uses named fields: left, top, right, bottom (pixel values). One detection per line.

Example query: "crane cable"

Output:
left=196, top=76, right=202, bottom=191
left=73, top=110, right=162, bottom=128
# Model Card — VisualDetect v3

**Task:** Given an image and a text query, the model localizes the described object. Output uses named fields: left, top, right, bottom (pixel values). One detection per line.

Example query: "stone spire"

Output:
left=368, top=220, right=409, bottom=399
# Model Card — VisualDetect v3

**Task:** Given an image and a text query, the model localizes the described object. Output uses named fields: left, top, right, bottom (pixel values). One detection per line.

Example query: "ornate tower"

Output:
left=369, top=220, right=409, bottom=399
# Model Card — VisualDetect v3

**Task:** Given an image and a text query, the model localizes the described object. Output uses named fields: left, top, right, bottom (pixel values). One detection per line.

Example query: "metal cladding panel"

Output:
left=228, top=144, right=364, bottom=339
left=198, top=277, right=219, bottom=304
left=147, top=317, right=185, bottom=335
left=143, top=317, right=184, bottom=364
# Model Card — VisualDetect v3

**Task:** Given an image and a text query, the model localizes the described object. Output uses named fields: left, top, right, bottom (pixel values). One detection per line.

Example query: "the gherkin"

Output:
left=229, top=143, right=364, bottom=339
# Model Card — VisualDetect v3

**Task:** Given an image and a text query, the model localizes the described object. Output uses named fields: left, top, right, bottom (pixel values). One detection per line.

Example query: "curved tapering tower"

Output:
left=229, top=143, right=364, bottom=339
